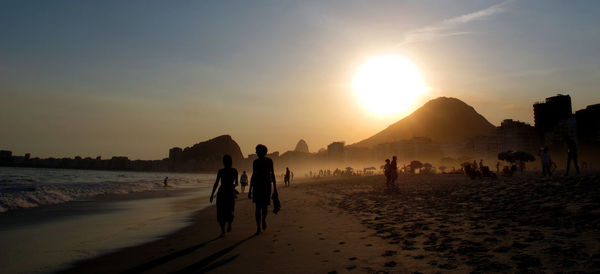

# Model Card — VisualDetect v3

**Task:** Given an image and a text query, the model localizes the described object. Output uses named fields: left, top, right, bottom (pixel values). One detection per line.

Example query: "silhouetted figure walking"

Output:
left=210, top=155, right=239, bottom=237
left=163, top=177, right=168, bottom=187
left=248, top=144, right=278, bottom=235
left=564, top=135, right=580, bottom=176
left=284, top=167, right=293, bottom=187
left=240, top=171, right=248, bottom=193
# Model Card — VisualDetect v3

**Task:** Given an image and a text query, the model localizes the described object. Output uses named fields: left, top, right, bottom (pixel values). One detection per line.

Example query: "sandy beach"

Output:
left=63, top=173, right=600, bottom=273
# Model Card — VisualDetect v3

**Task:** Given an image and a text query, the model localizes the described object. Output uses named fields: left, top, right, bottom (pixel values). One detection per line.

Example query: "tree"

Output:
left=422, top=163, right=434, bottom=174
left=410, top=160, right=423, bottom=174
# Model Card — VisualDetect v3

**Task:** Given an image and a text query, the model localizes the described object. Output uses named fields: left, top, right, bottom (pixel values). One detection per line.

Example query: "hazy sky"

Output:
left=1, top=0, right=599, bottom=159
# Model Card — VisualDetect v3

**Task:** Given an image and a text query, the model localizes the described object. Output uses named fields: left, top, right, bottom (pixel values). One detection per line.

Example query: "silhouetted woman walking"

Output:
left=210, top=154, right=238, bottom=237
left=248, top=144, right=278, bottom=235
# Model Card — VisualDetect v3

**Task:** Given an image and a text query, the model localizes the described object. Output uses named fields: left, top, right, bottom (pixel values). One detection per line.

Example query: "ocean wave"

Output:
left=0, top=168, right=214, bottom=212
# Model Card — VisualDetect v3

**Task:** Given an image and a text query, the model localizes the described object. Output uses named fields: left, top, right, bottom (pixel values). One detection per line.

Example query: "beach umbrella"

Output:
left=511, top=150, right=535, bottom=162
left=497, top=150, right=515, bottom=162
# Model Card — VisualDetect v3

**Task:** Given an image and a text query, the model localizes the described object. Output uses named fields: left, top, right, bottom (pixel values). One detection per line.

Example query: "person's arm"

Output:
left=210, top=170, right=221, bottom=203
left=248, top=163, right=255, bottom=199
left=270, top=160, right=277, bottom=194
left=233, top=170, right=239, bottom=189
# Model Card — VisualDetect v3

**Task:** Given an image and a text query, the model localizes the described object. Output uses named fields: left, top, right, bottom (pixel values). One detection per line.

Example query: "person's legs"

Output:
left=219, top=221, right=226, bottom=236
left=261, top=205, right=268, bottom=229
left=565, top=155, right=572, bottom=175
left=254, top=205, right=262, bottom=234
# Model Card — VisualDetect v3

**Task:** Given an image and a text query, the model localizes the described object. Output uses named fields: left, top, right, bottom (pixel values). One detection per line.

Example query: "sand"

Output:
left=63, top=173, right=600, bottom=273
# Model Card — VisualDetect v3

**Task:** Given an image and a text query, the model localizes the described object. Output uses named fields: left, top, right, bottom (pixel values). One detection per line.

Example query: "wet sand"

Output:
left=64, top=173, right=600, bottom=273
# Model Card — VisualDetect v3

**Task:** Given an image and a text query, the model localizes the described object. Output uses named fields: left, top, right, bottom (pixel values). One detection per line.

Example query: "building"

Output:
left=576, top=103, right=600, bottom=145
left=327, top=141, right=345, bottom=161
left=0, top=150, right=12, bottom=163
left=533, top=94, right=572, bottom=132
left=169, top=147, right=183, bottom=162
left=496, top=119, right=540, bottom=153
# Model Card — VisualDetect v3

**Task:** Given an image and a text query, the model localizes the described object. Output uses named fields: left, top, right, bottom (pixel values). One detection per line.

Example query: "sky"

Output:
left=1, top=0, right=599, bottom=159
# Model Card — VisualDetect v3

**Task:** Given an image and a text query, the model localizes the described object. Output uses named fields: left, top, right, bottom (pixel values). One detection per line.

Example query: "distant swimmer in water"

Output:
left=163, top=177, right=168, bottom=187
left=210, top=154, right=239, bottom=237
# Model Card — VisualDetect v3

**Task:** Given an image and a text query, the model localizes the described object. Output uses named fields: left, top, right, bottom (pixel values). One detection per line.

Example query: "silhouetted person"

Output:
left=248, top=144, right=278, bottom=235
left=163, top=177, right=168, bottom=187
left=210, top=155, right=239, bottom=237
left=564, top=135, right=580, bottom=176
left=284, top=167, right=293, bottom=187
left=384, top=159, right=391, bottom=186
left=539, top=147, right=553, bottom=177
left=240, top=171, right=248, bottom=193
left=496, top=162, right=500, bottom=174
left=479, top=159, right=484, bottom=171
left=390, top=156, right=398, bottom=185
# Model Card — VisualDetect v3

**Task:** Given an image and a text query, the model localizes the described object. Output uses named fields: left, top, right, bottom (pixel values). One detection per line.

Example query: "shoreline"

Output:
left=0, top=186, right=212, bottom=273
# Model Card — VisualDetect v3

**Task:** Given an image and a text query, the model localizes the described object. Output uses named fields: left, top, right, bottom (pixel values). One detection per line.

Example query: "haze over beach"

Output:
left=1, top=1, right=600, bottom=273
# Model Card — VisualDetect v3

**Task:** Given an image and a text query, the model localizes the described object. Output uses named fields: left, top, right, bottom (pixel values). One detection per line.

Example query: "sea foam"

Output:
left=0, top=167, right=214, bottom=212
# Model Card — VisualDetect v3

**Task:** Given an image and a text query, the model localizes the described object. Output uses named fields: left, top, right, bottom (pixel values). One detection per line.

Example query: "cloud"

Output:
left=399, top=0, right=512, bottom=46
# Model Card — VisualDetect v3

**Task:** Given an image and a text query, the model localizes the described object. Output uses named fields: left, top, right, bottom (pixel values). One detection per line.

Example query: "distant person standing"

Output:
left=240, top=171, right=248, bottom=193
left=384, top=159, right=391, bottom=186
left=163, top=177, right=168, bottom=187
left=496, top=162, right=500, bottom=174
left=479, top=159, right=484, bottom=171
left=210, top=155, right=239, bottom=237
left=390, top=156, right=398, bottom=185
left=248, top=144, right=278, bottom=235
left=564, top=135, right=580, bottom=176
left=540, top=147, right=553, bottom=177
left=284, top=167, right=293, bottom=187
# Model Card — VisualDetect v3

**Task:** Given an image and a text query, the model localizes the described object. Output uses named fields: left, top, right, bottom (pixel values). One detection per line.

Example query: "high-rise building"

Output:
left=576, top=103, right=600, bottom=145
left=327, top=141, right=345, bottom=161
left=533, top=94, right=572, bottom=132
left=169, top=147, right=183, bottom=161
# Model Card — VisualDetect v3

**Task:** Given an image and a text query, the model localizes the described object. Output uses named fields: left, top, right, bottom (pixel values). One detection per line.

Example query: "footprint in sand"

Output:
left=333, top=249, right=341, bottom=253
left=382, top=250, right=397, bottom=257
left=348, top=257, right=357, bottom=261
left=384, top=261, right=397, bottom=267
left=338, top=241, right=346, bottom=245
left=345, top=265, right=356, bottom=270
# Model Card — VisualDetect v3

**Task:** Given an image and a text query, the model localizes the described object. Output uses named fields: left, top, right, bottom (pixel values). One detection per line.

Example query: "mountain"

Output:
left=181, top=135, right=244, bottom=162
left=294, top=139, right=309, bottom=153
left=354, top=97, right=496, bottom=147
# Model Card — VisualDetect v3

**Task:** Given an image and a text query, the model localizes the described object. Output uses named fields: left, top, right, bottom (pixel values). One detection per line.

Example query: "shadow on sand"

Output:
left=174, top=235, right=255, bottom=273
left=125, top=236, right=222, bottom=273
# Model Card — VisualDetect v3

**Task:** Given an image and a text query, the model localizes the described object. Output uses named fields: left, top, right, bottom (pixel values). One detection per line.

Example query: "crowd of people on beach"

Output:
left=377, top=134, right=585, bottom=184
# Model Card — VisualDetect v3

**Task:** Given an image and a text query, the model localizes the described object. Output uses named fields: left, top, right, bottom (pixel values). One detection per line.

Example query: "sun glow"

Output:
left=352, top=56, right=427, bottom=115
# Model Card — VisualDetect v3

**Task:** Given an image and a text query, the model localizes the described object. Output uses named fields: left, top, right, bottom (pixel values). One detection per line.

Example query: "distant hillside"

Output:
left=354, top=97, right=496, bottom=147
left=182, top=135, right=244, bottom=162
left=294, top=139, right=309, bottom=153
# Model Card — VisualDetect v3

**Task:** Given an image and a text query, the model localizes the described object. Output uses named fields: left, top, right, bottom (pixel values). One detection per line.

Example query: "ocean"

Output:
left=0, top=167, right=216, bottom=273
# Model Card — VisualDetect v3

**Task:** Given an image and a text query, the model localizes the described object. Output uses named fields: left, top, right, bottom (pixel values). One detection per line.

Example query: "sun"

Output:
left=352, top=56, right=427, bottom=115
